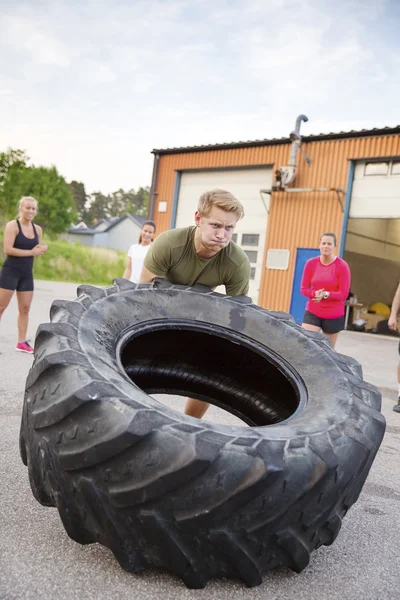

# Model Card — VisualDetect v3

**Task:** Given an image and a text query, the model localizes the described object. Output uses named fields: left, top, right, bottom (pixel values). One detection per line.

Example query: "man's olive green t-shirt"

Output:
left=144, top=226, right=250, bottom=296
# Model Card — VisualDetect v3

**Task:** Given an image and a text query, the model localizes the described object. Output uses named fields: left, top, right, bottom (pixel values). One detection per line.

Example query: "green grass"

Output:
left=0, top=235, right=127, bottom=286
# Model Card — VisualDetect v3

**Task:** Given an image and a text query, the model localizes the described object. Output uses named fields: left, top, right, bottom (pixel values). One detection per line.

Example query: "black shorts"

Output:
left=0, top=267, right=34, bottom=292
left=303, top=311, right=345, bottom=334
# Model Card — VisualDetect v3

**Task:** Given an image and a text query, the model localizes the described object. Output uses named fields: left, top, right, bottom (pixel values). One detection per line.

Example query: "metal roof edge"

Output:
left=104, top=213, right=144, bottom=232
left=151, top=125, right=400, bottom=156
left=66, top=229, right=99, bottom=235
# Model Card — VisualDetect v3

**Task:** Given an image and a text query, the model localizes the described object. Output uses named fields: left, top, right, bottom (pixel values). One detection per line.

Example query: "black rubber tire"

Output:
left=19, top=278, right=385, bottom=588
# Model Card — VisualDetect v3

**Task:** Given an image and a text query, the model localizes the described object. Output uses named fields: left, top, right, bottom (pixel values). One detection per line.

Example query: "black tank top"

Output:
left=3, top=220, right=39, bottom=275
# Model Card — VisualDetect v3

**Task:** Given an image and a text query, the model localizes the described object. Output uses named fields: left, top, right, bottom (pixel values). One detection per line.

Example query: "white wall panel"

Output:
left=350, top=161, right=400, bottom=218
left=176, top=167, right=272, bottom=302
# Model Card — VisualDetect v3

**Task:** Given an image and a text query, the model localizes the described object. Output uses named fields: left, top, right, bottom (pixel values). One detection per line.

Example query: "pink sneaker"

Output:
left=16, top=341, right=34, bottom=354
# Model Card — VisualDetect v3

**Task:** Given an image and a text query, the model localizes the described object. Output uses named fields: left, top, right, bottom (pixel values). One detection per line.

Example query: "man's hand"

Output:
left=388, top=315, right=398, bottom=332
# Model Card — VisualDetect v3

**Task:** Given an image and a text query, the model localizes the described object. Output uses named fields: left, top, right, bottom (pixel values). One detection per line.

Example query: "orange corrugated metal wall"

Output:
left=151, top=135, right=400, bottom=310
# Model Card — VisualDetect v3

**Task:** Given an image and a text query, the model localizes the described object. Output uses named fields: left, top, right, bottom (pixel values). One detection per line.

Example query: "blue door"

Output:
left=289, top=248, right=319, bottom=324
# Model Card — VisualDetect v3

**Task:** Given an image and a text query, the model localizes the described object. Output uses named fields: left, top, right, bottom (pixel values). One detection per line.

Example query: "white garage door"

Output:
left=175, top=167, right=272, bottom=302
left=350, top=160, right=400, bottom=218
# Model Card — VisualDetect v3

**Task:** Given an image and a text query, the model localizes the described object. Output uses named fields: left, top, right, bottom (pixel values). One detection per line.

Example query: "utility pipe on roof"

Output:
left=276, top=114, right=311, bottom=187
left=289, top=114, right=309, bottom=168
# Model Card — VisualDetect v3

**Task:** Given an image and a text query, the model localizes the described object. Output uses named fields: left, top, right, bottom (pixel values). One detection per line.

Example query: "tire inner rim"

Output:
left=117, top=320, right=307, bottom=427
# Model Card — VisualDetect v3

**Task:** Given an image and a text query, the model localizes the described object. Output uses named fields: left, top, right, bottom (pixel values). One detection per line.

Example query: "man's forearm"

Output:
left=139, top=265, right=166, bottom=283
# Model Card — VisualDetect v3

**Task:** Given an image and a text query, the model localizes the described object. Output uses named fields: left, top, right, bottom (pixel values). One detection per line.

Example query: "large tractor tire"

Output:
left=19, top=279, right=385, bottom=588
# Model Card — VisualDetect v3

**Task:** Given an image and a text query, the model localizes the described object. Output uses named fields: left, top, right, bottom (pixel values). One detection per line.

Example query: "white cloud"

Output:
left=0, top=0, right=398, bottom=193
left=79, top=60, right=117, bottom=84
left=1, top=14, right=71, bottom=67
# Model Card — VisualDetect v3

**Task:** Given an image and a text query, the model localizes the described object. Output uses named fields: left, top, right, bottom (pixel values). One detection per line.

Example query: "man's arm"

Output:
left=388, top=282, right=400, bottom=331
left=139, top=232, right=172, bottom=283
left=140, top=265, right=166, bottom=283
left=225, top=259, right=251, bottom=296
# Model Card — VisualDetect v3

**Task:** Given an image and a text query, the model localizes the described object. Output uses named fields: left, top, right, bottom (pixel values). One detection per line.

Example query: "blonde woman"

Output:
left=0, top=197, right=47, bottom=353
left=123, top=220, right=156, bottom=283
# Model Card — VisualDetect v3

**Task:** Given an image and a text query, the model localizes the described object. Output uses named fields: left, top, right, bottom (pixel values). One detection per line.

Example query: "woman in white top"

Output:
left=123, top=220, right=156, bottom=283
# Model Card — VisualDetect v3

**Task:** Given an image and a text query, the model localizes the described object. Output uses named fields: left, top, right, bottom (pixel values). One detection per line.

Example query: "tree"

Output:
left=1, top=148, right=151, bottom=231
left=84, top=192, right=111, bottom=223
left=2, top=163, right=77, bottom=234
left=68, top=181, right=88, bottom=220
left=0, top=148, right=29, bottom=218
left=108, top=189, right=128, bottom=218
left=83, top=186, right=151, bottom=223
left=123, top=186, right=150, bottom=216
left=0, top=148, right=28, bottom=186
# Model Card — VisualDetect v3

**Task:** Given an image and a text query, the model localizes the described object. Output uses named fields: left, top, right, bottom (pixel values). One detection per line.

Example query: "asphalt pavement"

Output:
left=0, top=280, right=399, bottom=600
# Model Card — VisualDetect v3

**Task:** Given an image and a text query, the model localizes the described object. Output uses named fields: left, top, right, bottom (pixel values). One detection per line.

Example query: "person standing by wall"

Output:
left=0, top=196, right=47, bottom=353
left=388, top=282, right=400, bottom=413
left=300, top=232, right=350, bottom=349
left=122, top=220, right=156, bottom=283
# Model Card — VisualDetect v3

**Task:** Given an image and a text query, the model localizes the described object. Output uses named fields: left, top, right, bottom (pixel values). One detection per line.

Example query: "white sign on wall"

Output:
left=266, top=249, right=290, bottom=270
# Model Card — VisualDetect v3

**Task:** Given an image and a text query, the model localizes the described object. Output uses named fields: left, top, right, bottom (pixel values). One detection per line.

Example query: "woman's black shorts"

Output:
left=0, top=267, right=34, bottom=292
left=303, top=310, right=345, bottom=334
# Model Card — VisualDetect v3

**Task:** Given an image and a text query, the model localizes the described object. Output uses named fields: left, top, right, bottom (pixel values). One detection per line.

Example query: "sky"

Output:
left=1, top=0, right=399, bottom=195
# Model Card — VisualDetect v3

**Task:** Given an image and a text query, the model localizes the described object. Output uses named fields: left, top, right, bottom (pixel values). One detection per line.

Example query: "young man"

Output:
left=140, top=188, right=251, bottom=419
left=388, top=282, right=400, bottom=413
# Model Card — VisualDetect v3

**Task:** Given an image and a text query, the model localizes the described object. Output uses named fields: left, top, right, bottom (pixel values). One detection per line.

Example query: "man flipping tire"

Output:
left=140, top=188, right=250, bottom=419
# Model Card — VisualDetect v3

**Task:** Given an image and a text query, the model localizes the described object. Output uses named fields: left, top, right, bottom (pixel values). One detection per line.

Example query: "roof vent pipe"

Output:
left=274, top=114, right=312, bottom=188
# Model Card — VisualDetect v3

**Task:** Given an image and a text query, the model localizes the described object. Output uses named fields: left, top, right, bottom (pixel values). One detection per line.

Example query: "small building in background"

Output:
left=147, top=119, right=400, bottom=331
left=63, top=214, right=146, bottom=253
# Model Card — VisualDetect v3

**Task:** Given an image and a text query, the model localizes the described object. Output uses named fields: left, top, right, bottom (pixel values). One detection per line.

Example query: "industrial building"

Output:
left=147, top=117, right=400, bottom=328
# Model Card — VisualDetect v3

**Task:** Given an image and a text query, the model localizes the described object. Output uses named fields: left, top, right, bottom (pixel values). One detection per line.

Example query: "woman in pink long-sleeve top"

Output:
left=300, top=232, right=351, bottom=348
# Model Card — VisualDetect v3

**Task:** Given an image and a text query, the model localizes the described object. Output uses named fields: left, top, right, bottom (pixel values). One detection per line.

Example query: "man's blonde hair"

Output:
left=197, top=189, right=244, bottom=220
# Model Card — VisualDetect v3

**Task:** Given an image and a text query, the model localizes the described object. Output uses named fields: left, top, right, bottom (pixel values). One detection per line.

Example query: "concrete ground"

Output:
left=0, top=280, right=399, bottom=600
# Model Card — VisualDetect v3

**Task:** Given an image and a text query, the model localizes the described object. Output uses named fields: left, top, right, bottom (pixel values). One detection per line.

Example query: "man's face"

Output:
left=195, top=206, right=237, bottom=252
